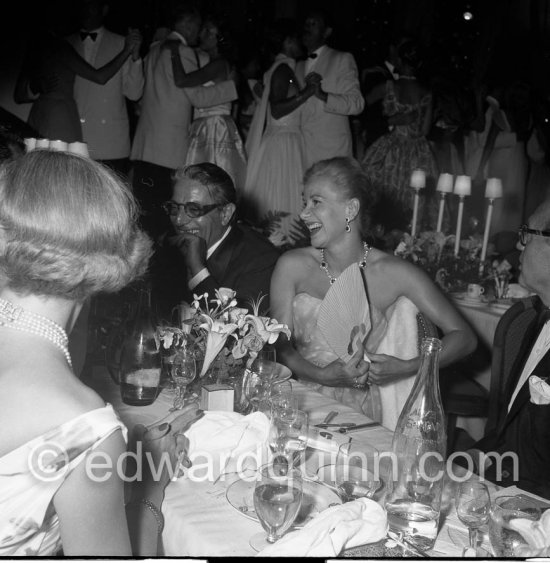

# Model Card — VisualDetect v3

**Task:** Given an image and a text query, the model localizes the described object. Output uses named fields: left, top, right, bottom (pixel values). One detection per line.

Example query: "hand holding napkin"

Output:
left=183, top=411, right=270, bottom=481
left=257, top=498, right=387, bottom=557
left=529, top=375, right=550, bottom=405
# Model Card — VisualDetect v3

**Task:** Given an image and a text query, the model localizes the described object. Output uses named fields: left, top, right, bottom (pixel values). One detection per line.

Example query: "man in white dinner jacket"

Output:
left=130, top=4, right=237, bottom=237
left=66, top=0, right=144, bottom=177
left=296, top=10, right=364, bottom=168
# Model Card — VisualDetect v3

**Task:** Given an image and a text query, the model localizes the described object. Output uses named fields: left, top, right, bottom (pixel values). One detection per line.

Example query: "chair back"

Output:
left=486, top=296, right=539, bottom=435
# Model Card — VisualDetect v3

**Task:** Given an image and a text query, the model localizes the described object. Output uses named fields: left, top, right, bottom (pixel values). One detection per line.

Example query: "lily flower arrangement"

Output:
left=189, top=288, right=290, bottom=377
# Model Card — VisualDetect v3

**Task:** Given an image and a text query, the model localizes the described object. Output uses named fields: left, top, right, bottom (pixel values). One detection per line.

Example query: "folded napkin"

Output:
left=257, top=498, right=387, bottom=557
left=529, top=375, right=550, bottom=405
left=183, top=411, right=270, bottom=481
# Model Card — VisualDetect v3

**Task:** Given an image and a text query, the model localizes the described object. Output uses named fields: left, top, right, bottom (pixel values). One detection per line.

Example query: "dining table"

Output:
left=84, top=365, right=548, bottom=558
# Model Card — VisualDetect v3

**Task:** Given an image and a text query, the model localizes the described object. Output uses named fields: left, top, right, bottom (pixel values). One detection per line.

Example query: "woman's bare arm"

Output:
left=270, top=63, right=315, bottom=120
left=164, top=41, right=227, bottom=88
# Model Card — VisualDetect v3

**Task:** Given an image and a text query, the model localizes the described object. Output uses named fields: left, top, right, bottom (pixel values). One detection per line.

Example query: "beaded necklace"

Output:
left=319, top=241, right=371, bottom=285
left=0, top=298, right=72, bottom=368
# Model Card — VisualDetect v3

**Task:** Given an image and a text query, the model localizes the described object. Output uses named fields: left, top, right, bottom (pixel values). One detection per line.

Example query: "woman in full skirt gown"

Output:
left=243, top=20, right=317, bottom=241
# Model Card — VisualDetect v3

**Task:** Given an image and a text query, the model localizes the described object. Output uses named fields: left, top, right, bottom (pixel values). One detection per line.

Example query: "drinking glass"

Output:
left=170, top=348, right=197, bottom=411
left=250, top=462, right=303, bottom=551
left=455, top=480, right=491, bottom=555
left=242, top=368, right=271, bottom=414
left=250, top=348, right=277, bottom=382
left=489, top=495, right=541, bottom=557
left=268, top=409, right=308, bottom=467
left=335, top=443, right=382, bottom=502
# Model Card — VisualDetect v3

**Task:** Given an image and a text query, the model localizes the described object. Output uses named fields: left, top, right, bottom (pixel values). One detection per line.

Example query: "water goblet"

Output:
left=335, top=442, right=382, bottom=502
left=455, top=480, right=491, bottom=556
left=488, top=495, right=541, bottom=557
left=250, top=348, right=277, bottom=382
left=242, top=368, right=271, bottom=414
left=170, top=348, right=197, bottom=411
left=268, top=409, right=308, bottom=467
left=249, top=462, right=303, bottom=552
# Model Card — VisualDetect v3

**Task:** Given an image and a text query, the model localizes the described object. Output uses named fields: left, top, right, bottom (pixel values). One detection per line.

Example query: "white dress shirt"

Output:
left=508, top=319, right=550, bottom=410
left=80, top=26, right=104, bottom=63
left=304, top=45, right=326, bottom=75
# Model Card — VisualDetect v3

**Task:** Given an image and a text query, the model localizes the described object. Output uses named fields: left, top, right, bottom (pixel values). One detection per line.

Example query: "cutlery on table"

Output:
left=313, top=422, right=357, bottom=429
left=386, top=530, right=431, bottom=558
left=320, top=411, right=338, bottom=425
left=336, top=421, right=380, bottom=433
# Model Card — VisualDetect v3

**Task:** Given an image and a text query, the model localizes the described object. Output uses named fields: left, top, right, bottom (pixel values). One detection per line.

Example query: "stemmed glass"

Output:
left=250, top=462, right=303, bottom=552
left=268, top=409, right=309, bottom=467
left=455, top=480, right=491, bottom=556
left=170, top=348, right=197, bottom=411
left=335, top=442, right=382, bottom=502
left=250, top=347, right=277, bottom=382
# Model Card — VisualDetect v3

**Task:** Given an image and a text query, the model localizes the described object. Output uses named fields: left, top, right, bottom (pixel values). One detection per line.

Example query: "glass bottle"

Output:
left=384, top=337, right=446, bottom=551
left=119, top=286, right=161, bottom=406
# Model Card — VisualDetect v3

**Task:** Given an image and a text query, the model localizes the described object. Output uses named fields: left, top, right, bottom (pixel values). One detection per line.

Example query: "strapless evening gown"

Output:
left=292, top=292, right=420, bottom=430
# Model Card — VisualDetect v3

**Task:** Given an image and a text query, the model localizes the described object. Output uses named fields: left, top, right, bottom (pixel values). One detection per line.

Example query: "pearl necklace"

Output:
left=320, top=242, right=371, bottom=285
left=0, top=298, right=72, bottom=368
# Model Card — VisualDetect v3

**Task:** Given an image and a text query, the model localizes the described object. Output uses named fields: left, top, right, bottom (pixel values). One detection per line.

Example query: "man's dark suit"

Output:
left=475, top=299, right=550, bottom=498
left=152, top=224, right=280, bottom=319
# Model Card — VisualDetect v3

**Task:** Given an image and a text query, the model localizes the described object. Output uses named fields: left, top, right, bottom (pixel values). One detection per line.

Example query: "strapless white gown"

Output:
left=292, top=292, right=420, bottom=430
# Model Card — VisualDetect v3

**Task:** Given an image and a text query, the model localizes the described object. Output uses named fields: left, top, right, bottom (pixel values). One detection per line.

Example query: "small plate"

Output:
left=450, top=292, right=489, bottom=306
left=226, top=475, right=341, bottom=526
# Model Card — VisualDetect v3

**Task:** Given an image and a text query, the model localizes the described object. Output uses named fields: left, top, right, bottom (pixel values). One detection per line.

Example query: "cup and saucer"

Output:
left=452, top=284, right=488, bottom=307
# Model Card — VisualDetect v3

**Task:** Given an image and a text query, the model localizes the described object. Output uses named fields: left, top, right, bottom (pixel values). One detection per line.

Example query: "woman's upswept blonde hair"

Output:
left=0, top=151, right=152, bottom=300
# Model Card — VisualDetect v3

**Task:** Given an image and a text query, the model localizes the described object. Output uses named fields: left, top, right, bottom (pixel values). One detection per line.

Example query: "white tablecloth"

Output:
left=85, top=367, right=531, bottom=557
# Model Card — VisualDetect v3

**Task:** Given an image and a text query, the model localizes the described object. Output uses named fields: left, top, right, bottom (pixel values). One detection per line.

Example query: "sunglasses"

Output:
left=162, top=200, right=221, bottom=219
left=518, top=224, right=550, bottom=246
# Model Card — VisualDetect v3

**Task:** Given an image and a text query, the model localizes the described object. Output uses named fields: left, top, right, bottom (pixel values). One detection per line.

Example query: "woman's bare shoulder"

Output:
left=368, top=247, right=424, bottom=277
left=277, top=246, right=318, bottom=267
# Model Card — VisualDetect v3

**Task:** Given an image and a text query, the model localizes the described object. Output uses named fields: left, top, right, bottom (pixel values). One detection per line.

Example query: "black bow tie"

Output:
left=307, top=53, right=318, bottom=59
left=80, top=31, right=98, bottom=41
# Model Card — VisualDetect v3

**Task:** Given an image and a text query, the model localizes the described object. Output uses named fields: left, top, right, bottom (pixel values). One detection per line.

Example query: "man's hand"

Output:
left=167, top=232, right=207, bottom=277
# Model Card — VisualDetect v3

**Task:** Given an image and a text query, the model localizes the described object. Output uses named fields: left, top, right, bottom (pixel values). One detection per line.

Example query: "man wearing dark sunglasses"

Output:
left=467, top=202, right=550, bottom=498
left=154, top=163, right=279, bottom=316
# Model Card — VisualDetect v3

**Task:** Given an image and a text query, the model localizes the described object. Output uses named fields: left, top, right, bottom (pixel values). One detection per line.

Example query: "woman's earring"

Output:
left=345, top=217, right=351, bottom=233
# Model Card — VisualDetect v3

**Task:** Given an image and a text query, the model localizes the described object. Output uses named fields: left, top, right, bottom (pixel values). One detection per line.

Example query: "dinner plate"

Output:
left=226, top=475, right=341, bottom=526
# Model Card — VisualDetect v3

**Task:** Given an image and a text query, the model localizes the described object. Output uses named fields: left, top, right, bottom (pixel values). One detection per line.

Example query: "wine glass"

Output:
left=335, top=443, right=382, bottom=502
left=242, top=369, right=271, bottom=414
left=170, top=348, right=197, bottom=411
left=455, top=480, right=491, bottom=556
left=250, top=462, right=303, bottom=552
left=268, top=409, right=308, bottom=467
left=250, top=347, right=277, bottom=382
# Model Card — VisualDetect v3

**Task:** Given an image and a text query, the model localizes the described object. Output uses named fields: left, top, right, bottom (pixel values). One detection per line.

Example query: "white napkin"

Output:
left=529, top=375, right=550, bottom=405
left=183, top=411, right=270, bottom=482
left=257, top=498, right=387, bottom=557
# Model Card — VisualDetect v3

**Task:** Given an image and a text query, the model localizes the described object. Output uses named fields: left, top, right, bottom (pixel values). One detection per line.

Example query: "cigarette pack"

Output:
left=200, top=384, right=234, bottom=412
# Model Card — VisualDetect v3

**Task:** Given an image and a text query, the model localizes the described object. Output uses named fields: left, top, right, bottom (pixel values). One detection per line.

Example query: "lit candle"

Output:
left=410, top=169, right=426, bottom=237
left=484, top=178, right=503, bottom=199
left=453, top=175, right=470, bottom=256
left=479, top=178, right=503, bottom=270
left=436, top=173, right=453, bottom=232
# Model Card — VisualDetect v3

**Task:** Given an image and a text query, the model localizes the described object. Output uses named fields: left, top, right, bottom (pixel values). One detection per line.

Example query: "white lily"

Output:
left=198, top=315, right=239, bottom=377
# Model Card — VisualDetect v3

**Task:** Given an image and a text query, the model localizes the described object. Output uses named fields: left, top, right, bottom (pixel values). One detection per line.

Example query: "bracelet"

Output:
left=127, top=498, right=165, bottom=535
